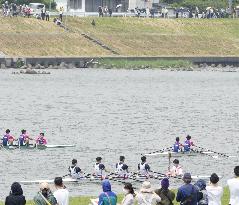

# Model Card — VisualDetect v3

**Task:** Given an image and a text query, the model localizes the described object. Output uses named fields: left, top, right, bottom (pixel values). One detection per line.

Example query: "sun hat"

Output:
left=40, top=182, right=50, bottom=190
left=140, top=181, right=153, bottom=193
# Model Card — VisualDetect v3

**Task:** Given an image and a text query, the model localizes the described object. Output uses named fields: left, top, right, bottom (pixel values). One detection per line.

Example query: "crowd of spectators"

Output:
left=3, top=166, right=239, bottom=205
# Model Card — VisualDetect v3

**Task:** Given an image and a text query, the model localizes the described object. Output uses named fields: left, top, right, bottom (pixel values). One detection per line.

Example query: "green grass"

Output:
left=0, top=17, right=239, bottom=57
left=97, top=59, right=193, bottom=69
left=0, top=187, right=230, bottom=205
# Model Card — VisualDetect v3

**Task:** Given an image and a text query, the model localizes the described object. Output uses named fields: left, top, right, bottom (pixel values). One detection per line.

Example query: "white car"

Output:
left=29, top=3, right=45, bottom=15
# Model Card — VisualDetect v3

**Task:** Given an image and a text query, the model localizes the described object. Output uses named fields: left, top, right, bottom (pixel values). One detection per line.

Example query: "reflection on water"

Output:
left=0, top=69, right=238, bottom=199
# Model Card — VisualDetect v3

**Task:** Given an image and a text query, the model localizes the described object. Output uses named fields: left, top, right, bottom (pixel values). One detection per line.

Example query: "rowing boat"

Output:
left=144, top=151, right=214, bottom=157
left=0, top=144, right=75, bottom=150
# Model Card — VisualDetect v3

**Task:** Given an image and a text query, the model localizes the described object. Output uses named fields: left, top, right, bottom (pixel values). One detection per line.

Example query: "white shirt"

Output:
left=206, top=185, right=223, bottom=205
left=54, top=188, right=69, bottom=205
left=227, top=178, right=239, bottom=205
left=121, top=193, right=134, bottom=205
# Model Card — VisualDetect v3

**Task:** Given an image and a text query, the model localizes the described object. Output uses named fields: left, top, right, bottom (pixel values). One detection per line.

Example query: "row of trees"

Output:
left=161, top=0, right=239, bottom=10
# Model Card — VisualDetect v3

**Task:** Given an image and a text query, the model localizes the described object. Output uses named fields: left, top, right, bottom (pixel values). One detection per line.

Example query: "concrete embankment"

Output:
left=0, top=57, right=239, bottom=71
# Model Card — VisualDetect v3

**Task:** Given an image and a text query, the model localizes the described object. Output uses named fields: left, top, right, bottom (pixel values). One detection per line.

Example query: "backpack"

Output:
left=181, top=186, right=195, bottom=205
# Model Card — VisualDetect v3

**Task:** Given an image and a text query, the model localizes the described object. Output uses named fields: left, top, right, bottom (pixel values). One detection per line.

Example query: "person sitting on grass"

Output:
left=121, top=183, right=135, bottom=205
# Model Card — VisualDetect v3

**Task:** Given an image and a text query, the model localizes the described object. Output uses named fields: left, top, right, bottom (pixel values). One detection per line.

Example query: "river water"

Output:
left=0, top=69, right=238, bottom=200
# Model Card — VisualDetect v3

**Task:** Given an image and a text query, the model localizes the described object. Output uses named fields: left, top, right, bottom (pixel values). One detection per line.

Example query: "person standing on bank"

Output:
left=155, top=178, right=175, bottom=205
left=121, top=183, right=135, bottom=205
left=176, top=173, right=199, bottom=205
left=5, top=182, right=26, bottom=205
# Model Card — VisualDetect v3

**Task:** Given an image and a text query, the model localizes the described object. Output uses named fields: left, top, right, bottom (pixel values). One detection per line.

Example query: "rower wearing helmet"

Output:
left=183, top=135, right=194, bottom=152
left=173, top=137, right=183, bottom=153
left=36, top=133, right=47, bottom=145
left=69, top=159, right=83, bottom=179
left=93, top=157, right=108, bottom=178
left=138, top=156, right=151, bottom=177
left=2, top=129, right=16, bottom=146
left=167, top=159, right=183, bottom=177
left=115, top=156, right=129, bottom=178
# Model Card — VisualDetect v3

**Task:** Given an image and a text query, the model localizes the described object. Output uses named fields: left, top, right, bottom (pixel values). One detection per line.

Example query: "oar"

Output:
left=142, top=146, right=172, bottom=156
left=194, top=145, right=230, bottom=158
left=190, top=149, right=219, bottom=159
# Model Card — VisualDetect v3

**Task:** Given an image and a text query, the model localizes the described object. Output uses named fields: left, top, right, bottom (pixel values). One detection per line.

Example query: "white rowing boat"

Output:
left=0, top=144, right=75, bottom=150
left=144, top=151, right=214, bottom=157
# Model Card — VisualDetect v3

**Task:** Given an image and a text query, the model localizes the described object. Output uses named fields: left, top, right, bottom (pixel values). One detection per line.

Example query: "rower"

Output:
left=167, top=159, right=183, bottom=177
left=69, top=159, right=83, bottom=179
left=93, top=157, right=108, bottom=179
left=36, top=133, right=47, bottom=145
left=173, top=137, right=183, bottom=153
left=19, top=129, right=33, bottom=146
left=138, top=156, right=151, bottom=178
left=183, top=135, right=195, bottom=152
left=2, top=129, right=16, bottom=146
left=115, top=156, right=129, bottom=178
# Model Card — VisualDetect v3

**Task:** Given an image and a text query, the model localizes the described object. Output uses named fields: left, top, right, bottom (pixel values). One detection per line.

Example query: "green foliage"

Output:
left=161, top=0, right=233, bottom=10
left=97, top=59, right=193, bottom=69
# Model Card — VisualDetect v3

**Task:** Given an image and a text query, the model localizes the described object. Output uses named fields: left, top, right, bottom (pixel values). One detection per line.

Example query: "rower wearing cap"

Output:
left=183, top=135, right=195, bottom=152
left=167, top=159, right=183, bottom=177
left=115, top=156, right=129, bottom=178
left=19, top=129, right=33, bottom=146
left=2, top=129, right=16, bottom=146
left=93, top=157, right=107, bottom=178
left=173, top=137, right=183, bottom=153
left=36, top=133, right=47, bottom=145
left=69, top=159, right=83, bottom=179
left=138, top=156, right=151, bottom=178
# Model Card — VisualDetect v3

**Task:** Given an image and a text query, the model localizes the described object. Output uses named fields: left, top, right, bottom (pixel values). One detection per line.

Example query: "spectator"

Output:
left=54, top=177, right=69, bottom=205
left=5, top=182, right=26, bottom=205
left=98, top=180, right=117, bottom=205
left=33, top=182, right=57, bottom=205
left=206, top=173, right=223, bottom=205
left=155, top=178, right=175, bottom=205
left=98, top=6, right=103, bottom=17
left=195, top=179, right=208, bottom=205
left=227, top=166, right=239, bottom=205
left=108, top=8, right=112, bottom=17
left=121, top=183, right=135, bottom=205
left=176, top=173, right=199, bottom=205
left=59, top=6, right=63, bottom=22
left=45, top=10, right=50, bottom=21
left=136, top=181, right=161, bottom=205
left=195, top=7, right=199, bottom=18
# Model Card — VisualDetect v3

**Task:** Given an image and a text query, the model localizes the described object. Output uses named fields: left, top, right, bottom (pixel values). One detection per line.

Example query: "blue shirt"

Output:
left=176, top=184, right=198, bottom=205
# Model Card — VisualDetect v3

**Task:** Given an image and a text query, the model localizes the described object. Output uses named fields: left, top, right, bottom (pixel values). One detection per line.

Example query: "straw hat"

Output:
left=140, top=181, right=153, bottom=193
left=40, top=182, right=50, bottom=190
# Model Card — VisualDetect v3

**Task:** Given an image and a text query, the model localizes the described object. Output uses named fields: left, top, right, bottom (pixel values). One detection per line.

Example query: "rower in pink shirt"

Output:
left=36, top=133, right=47, bottom=145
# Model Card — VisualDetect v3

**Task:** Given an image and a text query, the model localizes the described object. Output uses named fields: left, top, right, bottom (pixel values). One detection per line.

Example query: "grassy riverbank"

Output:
left=96, top=59, right=193, bottom=69
left=0, top=187, right=230, bottom=204
left=0, top=17, right=239, bottom=57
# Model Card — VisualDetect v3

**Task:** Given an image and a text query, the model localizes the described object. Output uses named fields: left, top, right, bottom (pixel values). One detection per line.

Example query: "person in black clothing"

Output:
left=5, top=182, right=26, bottom=205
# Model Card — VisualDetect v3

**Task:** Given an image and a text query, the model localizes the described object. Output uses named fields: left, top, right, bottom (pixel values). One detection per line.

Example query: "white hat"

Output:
left=140, top=181, right=153, bottom=193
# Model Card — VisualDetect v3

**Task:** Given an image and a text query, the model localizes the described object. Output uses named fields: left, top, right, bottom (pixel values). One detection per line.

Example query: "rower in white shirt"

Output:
left=167, top=159, right=183, bottom=177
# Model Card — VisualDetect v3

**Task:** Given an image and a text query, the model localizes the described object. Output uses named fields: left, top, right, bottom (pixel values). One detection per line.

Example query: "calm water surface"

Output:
left=0, top=69, right=238, bottom=200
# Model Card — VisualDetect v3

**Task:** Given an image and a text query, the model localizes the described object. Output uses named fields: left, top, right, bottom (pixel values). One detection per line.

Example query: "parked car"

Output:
left=29, top=3, right=45, bottom=15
